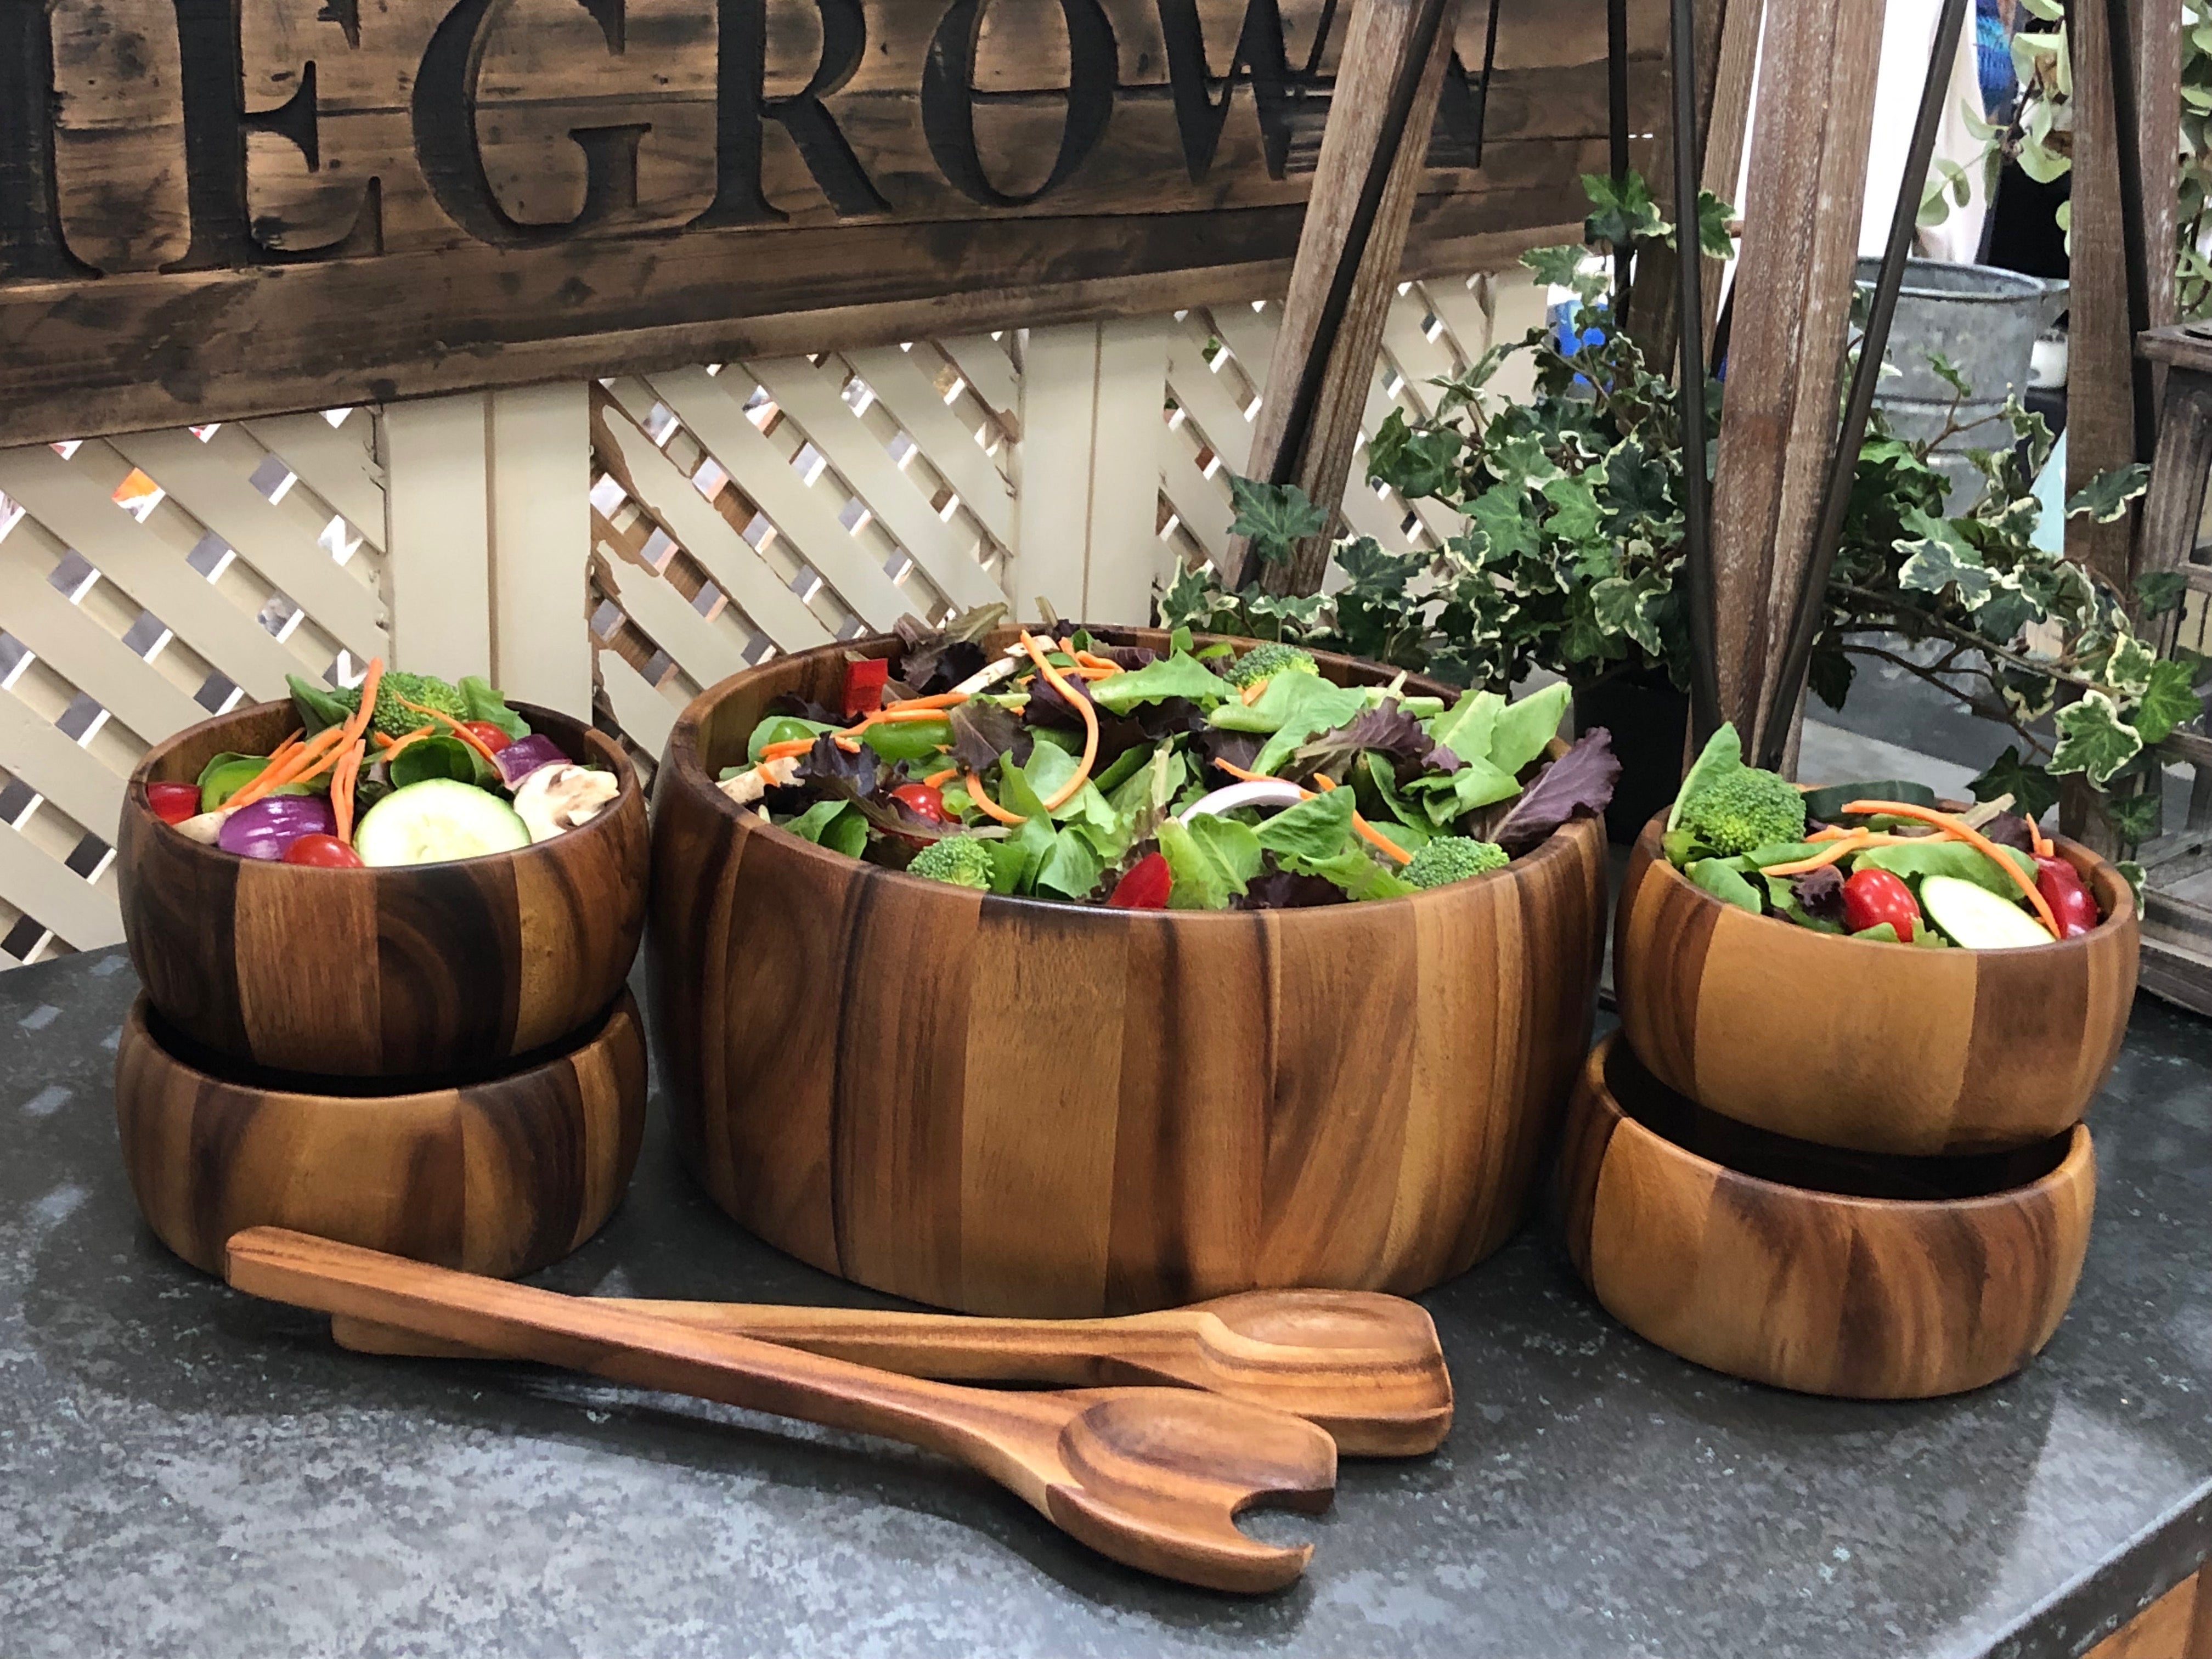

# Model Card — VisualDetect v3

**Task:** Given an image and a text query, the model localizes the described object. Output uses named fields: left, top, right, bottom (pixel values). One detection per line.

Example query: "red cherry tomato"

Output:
left=1841, top=866, right=1921, bottom=938
left=459, top=720, right=511, bottom=754
left=890, top=782, right=947, bottom=824
left=2034, top=853, right=2099, bottom=939
left=1107, top=852, right=1173, bottom=910
left=281, top=833, right=364, bottom=868
left=147, top=782, right=203, bottom=826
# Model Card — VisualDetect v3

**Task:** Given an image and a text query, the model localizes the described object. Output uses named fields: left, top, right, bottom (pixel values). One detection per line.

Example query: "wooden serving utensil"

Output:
left=225, top=1229, right=1336, bottom=1593
left=328, top=1288, right=1453, bottom=1457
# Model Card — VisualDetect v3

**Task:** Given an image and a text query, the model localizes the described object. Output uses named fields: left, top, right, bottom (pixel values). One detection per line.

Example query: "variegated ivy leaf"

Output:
left=1520, top=244, right=1591, bottom=290
left=1592, top=574, right=1663, bottom=656
left=1158, top=563, right=1239, bottom=630
left=1227, top=475, right=1328, bottom=562
left=2065, top=463, right=2153, bottom=524
left=1245, top=590, right=1330, bottom=630
left=1973, top=579, right=2041, bottom=645
left=2134, top=657, right=2206, bottom=745
left=1895, top=508, right=1994, bottom=607
left=1604, top=440, right=1674, bottom=526
left=2019, top=555, right=2096, bottom=626
left=2102, top=633, right=2159, bottom=697
left=1486, top=431, right=1562, bottom=490
left=1977, top=494, right=2042, bottom=544
left=1540, top=473, right=1603, bottom=546
left=1998, top=667, right=2059, bottom=724
left=1468, top=484, right=1542, bottom=565
left=2049, top=691, right=2145, bottom=786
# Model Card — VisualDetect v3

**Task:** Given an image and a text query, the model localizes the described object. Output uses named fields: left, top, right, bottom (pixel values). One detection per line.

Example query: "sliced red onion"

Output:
left=218, top=795, right=335, bottom=861
left=493, top=735, right=568, bottom=789
left=1177, top=780, right=1307, bottom=823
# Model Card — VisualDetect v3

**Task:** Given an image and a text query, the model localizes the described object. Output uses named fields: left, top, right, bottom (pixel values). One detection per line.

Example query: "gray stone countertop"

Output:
left=4, top=947, right=2210, bottom=1659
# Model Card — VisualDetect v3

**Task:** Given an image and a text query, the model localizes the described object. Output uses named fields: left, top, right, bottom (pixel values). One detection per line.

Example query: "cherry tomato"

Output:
left=890, top=782, right=947, bottom=824
left=2035, top=854, right=2100, bottom=939
left=147, top=782, right=203, bottom=827
left=281, top=833, right=364, bottom=868
left=459, top=720, right=512, bottom=754
left=1841, top=865, right=1921, bottom=938
left=1107, top=852, right=1173, bottom=910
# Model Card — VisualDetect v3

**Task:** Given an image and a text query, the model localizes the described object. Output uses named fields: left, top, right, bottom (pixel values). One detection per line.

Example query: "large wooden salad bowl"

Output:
left=649, top=628, right=1609, bottom=1318
left=1615, top=811, right=2138, bottom=1156
left=118, top=701, right=649, bottom=1077
left=116, top=991, right=647, bottom=1278
left=1557, top=1035, right=2095, bottom=1400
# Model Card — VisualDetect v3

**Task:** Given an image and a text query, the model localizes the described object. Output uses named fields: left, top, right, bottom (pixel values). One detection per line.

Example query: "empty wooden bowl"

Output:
left=116, top=990, right=647, bottom=1278
left=648, top=627, right=1609, bottom=1318
left=1556, top=1034, right=2095, bottom=1400
left=1615, top=812, right=2138, bottom=1156
left=118, top=699, right=649, bottom=1077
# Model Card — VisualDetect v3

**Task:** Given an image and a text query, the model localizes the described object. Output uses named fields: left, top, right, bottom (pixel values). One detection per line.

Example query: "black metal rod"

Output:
left=1755, top=0, right=1970, bottom=770
left=1670, top=0, right=1722, bottom=744
left=1609, top=0, right=1634, bottom=324
left=2104, top=0, right=2159, bottom=467
left=1262, top=0, right=1455, bottom=511
left=1474, top=0, right=1502, bottom=168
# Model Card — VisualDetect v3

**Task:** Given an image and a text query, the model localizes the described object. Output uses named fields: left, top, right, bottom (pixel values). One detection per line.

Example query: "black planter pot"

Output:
left=1573, top=670, right=1690, bottom=844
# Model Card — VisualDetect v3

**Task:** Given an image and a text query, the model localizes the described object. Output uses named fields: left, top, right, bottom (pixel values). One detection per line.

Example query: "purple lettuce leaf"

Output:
left=1976, top=810, right=2035, bottom=853
left=949, top=702, right=1031, bottom=775
left=1235, top=868, right=1351, bottom=910
left=1289, top=699, right=1462, bottom=782
left=797, top=735, right=953, bottom=842
left=1491, top=728, right=1622, bottom=854
left=1791, top=863, right=1847, bottom=922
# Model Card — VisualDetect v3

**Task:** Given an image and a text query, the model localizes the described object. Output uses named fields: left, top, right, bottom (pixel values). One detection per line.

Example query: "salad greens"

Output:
left=722, top=611, right=1621, bottom=910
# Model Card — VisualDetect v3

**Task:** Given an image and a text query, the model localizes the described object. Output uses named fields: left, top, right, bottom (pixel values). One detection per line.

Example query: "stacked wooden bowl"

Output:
left=649, top=628, right=1610, bottom=1318
left=113, top=701, right=652, bottom=1277
left=1563, top=814, right=2140, bottom=1398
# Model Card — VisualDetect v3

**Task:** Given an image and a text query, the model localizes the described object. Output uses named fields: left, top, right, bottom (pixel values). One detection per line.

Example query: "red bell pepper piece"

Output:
left=1107, top=852, right=1173, bottom=910
left=841, top=656, right=890, bottom=718
left=2035, top=854, right=2100, bottom=939
left=1841, top=866, right=1921, bottom=938
left=147, top=782, right=202, bottom=826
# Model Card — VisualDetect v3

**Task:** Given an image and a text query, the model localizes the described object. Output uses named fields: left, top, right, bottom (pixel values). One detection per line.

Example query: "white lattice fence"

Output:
left=0, top=265, right=1544, bottom=969
left=0, top=412, right=387, bottom=964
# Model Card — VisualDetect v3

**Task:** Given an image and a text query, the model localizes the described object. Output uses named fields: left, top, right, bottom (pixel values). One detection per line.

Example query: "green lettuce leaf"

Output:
left=1687, top=856, right=1763, bottom=913
left=1668, top=722, right=1744, bottom=831
left=1427, top=689, right=1503, bottom=760
left=1159, top=817, right=1253, bottom=909
left=458, top=676, right=532, bottom=741
left=1851, top=838, right=2036, bottom=898
left=1211, top=672, right=1369, bottom=738
left=1089, top=653, right=1233, bottom=713
left=1280, top=845, right=1419, bottom=902
left=1483, top=681, right=1571, bottom=776
left=784, top=799, right=868, bottom=857
left=1252, top=788, right=1358, bottom=861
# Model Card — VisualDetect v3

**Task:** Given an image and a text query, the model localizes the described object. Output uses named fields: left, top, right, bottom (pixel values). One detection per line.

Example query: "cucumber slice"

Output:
left=354, top=778, right=531, bottom=867
left=1918, top=874, right=2051, bottom=950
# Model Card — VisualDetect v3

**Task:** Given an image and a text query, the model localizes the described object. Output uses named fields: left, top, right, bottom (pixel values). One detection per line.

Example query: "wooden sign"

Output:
left=0, top=0, right=1661, bottom=443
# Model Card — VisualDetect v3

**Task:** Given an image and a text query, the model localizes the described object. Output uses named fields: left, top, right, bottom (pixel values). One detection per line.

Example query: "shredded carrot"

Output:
left=2029, top=818, right=2053, bottom=859
left=337, top=657, right=384, bottom=753
left=1213, top=758, right=1273, bottom=784
left=880, top=691, right=970, bottom=713
left=1070, top=665, right=1119, bottom=681
left=965, top=771, right=1028, bottom=827
left=372, top=724, right=436, bottom=752
left=1240, top=679, right=1269, bottom=707
left=924, top=767, right=958, bottom=788
left=757, top=738, right=817, bottom=763
left=1759, top=831, right=1872, bottom=878
left=860, top=708, right=960, bottom=726
left=1074, top=651, right=1122, bottom=674
left=1841, top=799, right=2061, bottom=938
left=1020, top=630, right=1097, bottom=810
left=395, top=696, right=505, bottom=766
left=331, top=738, right=365, bottom=845
left=377, top=729, right=441, bottom=766
left=1312, top=774, right=1417, bottom=867
left=228, top=725, right=349, bottom=812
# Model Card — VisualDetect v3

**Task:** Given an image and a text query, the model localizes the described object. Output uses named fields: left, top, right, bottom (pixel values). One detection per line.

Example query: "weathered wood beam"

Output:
left=1704, top=0, right=1886, bottom=752
left=1239, top=0, right=1467, bottom=594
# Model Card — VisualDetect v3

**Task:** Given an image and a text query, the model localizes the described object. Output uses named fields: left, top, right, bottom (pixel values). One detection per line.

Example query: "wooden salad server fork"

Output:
left=329, top=1286, right=1454, bottom=1457
left=225, top=1228, right=1336, bottom=1593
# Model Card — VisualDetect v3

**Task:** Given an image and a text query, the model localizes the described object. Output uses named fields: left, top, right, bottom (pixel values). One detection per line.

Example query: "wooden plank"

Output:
left=1159, top=438, right=1233, bottom=568
left=381, top=395, right=495, bottom=681
left=0, top=818, right=122, bottom=950
left=590, top=518, right=751, bottom=690
left=2087, top=1572, right=2201, bottom=1659
left=1013, top=325, right=1107, bottom=619
left=1242, top=0, right=1469, bottom=592
left=0, top=442, right=307, bottom=699
left=108, top=428, right=387, bottom=657
left=0, top=688, right=127, bottom=842
left=0, top=518, right=208, bottom=742
left=744, top=358, right=1005, bottom=613
left=1704, top=1, right=1886, bottom=751
left=47, top=0, right=190, bottom=273
left=1082, top=318, right=1175, bottom=625
left=489, top=382, right=594, bottom=717
left=591, top=389, right=835, bottom=652
left=844, top=345, right=1015, bottom=549
left=1165, top=325, right=1265, bottom=476
left=646, top=365, right=920, bottom=633
left=596, top=646, right=678, bottom=760
left=241, top=411, right=387, bottom=549
left=934, top=337, right=1023, bottom=432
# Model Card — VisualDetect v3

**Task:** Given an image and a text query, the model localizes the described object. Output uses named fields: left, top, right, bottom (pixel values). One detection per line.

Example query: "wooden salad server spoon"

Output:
left=225, top=1228, right=1336, bottom=1594
left=328, top=1286, right=1453, bottom=1457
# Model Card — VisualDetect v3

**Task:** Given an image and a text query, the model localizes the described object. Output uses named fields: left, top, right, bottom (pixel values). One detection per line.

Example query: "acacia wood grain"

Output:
left=330, top=1286, right=1453, bottom=1457
left=648, top=627, right=1607, bottom=1318
left=1613, top=813, right=2140, bottom=1156
left=1555, top=1034, right=2096, bottom=1400
left=225, top=1227, right=1339, bottom=1593
left=116, top=993, right=646, bottom=1278
left=118, top=700, right=649, bottom=1077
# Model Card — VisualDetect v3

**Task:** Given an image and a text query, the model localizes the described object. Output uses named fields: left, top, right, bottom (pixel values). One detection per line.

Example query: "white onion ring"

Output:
left=1176, top=780, right=1308, bottom=824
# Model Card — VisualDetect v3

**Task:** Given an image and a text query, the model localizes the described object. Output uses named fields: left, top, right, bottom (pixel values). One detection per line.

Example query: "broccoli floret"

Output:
left=1223, top=642, right=1320, bottom=690
left=906, top=835, right=997, bottom=891
left=332, top=670, right=470, bottom=737
left=1403, top=837, right=1510, bottom=889
left=1676, top=767, right=1807, bottom=856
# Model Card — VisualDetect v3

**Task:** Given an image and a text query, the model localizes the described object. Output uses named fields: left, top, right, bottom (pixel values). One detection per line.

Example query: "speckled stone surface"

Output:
left=4, top=948, right=2210, bottom=1659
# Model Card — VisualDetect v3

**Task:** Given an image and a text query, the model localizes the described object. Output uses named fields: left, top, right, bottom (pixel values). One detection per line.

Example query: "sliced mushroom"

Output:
left=715, top=754, right=802, bottom=810
left=512, top=764, right=622, bottom=842
left=174, top=809, right=232, bottom=845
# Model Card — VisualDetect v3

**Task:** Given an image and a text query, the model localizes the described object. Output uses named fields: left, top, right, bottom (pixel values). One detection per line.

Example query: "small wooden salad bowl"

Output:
left=118, top=700, right=649, bottom=1077
left=649, top=627, right=1609, bottom=1318
left=116, top=991, right=647, bottom=1278
left=1556, top=1034, right=2095, bottom=1400
left=1615, top=810, right=2139, bottom=1157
